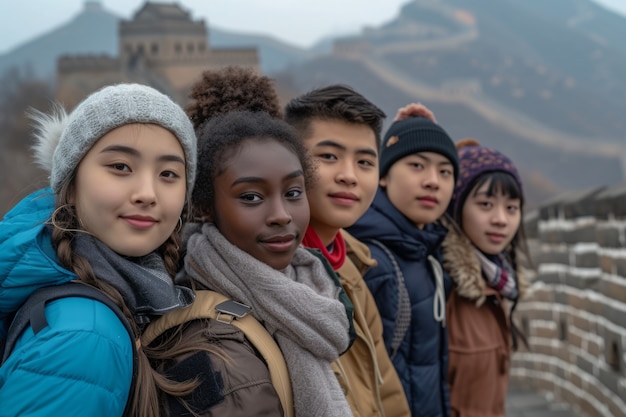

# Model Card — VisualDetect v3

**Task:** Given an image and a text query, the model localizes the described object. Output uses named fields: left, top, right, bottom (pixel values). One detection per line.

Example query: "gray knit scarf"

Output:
left=184, top=224, right=353, bottom=417
left=73, top=234, right=195, bottom=326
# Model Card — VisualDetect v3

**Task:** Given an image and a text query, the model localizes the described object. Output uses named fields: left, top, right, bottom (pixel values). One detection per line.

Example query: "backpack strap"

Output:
left=367, top=239, right=411, bottom=360
left=1, top=282, right=137, bottom=417
left=142, top=290, right=294, bottom=417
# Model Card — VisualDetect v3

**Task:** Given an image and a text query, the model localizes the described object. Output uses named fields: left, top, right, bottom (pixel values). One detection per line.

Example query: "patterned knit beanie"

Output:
left=31, top=83, right=197, bottom=195
left=451, top=138, right=523, bottom=218
left=379, top=116, right=459, bottom=181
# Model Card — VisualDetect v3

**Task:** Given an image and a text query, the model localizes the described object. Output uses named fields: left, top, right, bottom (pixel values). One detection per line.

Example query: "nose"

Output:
left=336, top=161, right=357, bottom=186
left=422, top=167, right=440, bottom=190
left=131, top=175, right=157, bottom=206
left=267, top=198, right=292, bottom=226
left=491, top=205, right=508, bottom=226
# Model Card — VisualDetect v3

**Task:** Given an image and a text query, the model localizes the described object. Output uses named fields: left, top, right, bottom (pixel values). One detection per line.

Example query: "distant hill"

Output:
left=209, top=26, right=316, bottom=74
left=273, top=56, right=624, bottom=198
left=0, top=3, right=118, bottom=81
left=353, top=0, right=626, bottom=142
left=516, top=0, right=626, bottom=57
left=272, top=0, right=626, bottom=199
left=0, top=2, right=316, bottom=78
left=1, top=0, right=625, bottom=207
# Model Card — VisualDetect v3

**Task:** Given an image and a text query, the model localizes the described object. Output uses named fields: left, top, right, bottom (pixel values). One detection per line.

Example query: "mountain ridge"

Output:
left=1, top=0, right=625, bottom=199
left=0, top=2, right=316, bottom=78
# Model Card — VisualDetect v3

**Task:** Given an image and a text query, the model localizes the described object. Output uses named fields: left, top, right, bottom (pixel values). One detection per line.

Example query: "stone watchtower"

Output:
left=57, top=1, right=259, bottom=108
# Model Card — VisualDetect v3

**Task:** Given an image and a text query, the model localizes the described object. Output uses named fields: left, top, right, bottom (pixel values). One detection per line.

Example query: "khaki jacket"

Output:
left=442, top=221, right=528, bottom=417
left=334, top=230, right=411, bottom=417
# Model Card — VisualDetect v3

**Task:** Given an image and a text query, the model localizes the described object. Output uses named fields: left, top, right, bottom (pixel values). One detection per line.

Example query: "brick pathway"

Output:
left=506, top=386, right=584, bottom=417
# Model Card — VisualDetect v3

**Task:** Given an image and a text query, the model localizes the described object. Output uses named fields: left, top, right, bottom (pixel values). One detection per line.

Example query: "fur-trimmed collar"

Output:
left=441, top=217, right=528, bottom=306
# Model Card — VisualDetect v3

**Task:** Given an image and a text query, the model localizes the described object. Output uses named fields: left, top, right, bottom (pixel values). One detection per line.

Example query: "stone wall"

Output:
left=55, top=2, right=259, bottom=110
left=511, top=181, right=626, bottom=417
left=57, top=55, right=125, bottom=108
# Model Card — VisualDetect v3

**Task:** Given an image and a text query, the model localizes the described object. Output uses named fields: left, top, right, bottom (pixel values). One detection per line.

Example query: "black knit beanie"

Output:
left=379, top=117, right=459, bottom=181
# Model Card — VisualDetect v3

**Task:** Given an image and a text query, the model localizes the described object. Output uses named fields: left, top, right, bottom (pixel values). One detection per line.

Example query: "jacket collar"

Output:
left=347, top=188, right=448, bottom=259
left=338, top=229, right=376, bottom=288
left=441, top=217, right=528, bottom=306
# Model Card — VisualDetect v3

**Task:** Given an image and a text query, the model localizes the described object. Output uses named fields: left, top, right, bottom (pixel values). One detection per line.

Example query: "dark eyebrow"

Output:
left=232, top=176, right=263, bottom=186
left=414, top=153, right=452, bottom=165
left=160, top=154, right=186, bottom=165
left=315, top=140, right=346, bottom=152
left=474, top=190, right=519, bottom=201
left=285, top=169, right=305, bottom=180
left=232, top=169, right=304, bottom=187
left=101, top=145, right=185, bottom=165
left=315, top=139, right=377, bottom=158
left=101, top=145, right=140, bottom=157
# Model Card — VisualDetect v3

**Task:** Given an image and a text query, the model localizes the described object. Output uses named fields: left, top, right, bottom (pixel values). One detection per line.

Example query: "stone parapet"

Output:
left=512, top=181, right=626, bottom=417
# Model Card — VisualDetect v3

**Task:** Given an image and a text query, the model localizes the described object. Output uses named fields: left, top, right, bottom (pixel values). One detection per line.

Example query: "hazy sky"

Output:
left=1, top=0, right=626, bottom=54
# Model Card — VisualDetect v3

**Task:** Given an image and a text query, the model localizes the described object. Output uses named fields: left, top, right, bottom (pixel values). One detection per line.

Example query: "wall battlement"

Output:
left=56, top=2, right=259, bottom=109
left=58, top=55, right=119, bottom=72
left=513, top=181, right=626, bottom=417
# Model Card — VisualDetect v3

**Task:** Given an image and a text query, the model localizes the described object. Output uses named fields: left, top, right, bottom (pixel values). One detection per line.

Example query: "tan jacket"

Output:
left=442, top=222, right=528, bottom=417
left=334, top=230, right=411, bottom=417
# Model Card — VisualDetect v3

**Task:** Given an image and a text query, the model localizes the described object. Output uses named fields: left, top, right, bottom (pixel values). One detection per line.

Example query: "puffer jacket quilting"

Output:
left=347, top=189, right=452, bottom=417
left=0, top=188, right=133, bottom=417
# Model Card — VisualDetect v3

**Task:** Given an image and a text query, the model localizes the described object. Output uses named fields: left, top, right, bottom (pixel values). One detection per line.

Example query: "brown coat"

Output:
left=334, top=230, right=411, bottom=417
left=143, top=291, right=290, bottom=417
left=442, top=222, right=528, bottom=417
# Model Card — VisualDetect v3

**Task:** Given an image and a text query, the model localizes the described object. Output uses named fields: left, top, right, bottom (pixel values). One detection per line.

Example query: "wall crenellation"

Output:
left=58, top=55, right=120, bottom=71
left=512, top=181, right=626, bottom=417
left=56, top=2, right=258, bottom=109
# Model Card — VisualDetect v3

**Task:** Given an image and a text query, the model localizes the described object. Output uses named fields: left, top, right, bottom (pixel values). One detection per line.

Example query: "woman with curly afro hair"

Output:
left=144, top=66, right=356, bottom=417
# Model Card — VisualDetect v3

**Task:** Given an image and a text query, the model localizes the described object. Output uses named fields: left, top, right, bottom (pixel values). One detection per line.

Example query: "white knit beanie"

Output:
left=31, top=83, right=197, bottom=194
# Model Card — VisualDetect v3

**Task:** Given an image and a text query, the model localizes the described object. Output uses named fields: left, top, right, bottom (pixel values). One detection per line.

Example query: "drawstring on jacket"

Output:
left=428, top=255, right=446, bottom=327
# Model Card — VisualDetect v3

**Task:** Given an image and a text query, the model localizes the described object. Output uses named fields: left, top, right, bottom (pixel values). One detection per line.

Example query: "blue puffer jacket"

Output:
left=347, top=189, right=452, bottom=417
left=0, top=188, right=132, bottom=417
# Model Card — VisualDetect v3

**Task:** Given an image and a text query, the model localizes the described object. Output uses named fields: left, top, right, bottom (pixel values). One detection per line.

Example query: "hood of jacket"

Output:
left=441, top=216, right=528, bottom=306
left=0, top=188, right=75, bottom=334
left=347, top=188, right=447, bottom=261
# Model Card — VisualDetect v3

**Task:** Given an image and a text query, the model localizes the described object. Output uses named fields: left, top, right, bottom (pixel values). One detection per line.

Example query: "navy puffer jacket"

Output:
left=347, top=189, right=451, bottom=417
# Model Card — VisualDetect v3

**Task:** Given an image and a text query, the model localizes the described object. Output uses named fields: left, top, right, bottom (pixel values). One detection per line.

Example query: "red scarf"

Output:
left=301, top=225, right=346, bottom=270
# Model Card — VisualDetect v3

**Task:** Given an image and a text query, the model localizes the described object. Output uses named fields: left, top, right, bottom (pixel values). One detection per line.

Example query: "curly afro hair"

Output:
left=185, top=66, right=282, bottom=130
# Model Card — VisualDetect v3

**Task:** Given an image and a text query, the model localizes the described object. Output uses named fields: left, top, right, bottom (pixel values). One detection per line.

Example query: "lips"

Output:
left=417, top=195, right=439, bottom=207
left=417, top=195, right=439, bottom=203
left=122, top=215, right=157, bottom=229
left=261, top=234, right=297, bottom=252
left=486, top=232, right=506, bottom=244
left=329, top=191, right=359, bottom=205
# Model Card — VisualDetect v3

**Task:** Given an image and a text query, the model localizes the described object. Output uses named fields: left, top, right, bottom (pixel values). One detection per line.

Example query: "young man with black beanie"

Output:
left=347, top=113, right=459, bottom=417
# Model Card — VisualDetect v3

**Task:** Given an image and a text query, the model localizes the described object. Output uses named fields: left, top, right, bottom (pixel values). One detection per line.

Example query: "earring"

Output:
left=176, top=217, right=183, bottom=233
